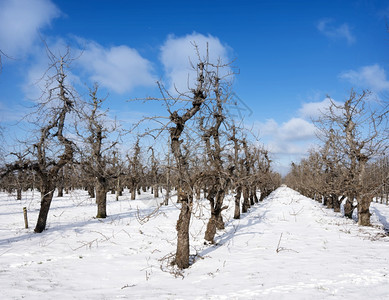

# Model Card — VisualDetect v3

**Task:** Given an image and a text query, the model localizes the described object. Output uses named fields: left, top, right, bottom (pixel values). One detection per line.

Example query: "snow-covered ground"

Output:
left=1, top=186, right=388, bottom=299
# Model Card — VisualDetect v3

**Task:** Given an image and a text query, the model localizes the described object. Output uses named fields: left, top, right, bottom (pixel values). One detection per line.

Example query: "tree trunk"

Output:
left=131, top=187, right=136, bottom=200
left=323, top=195, right=328, bottom=207
left=115, top=179, right=122, bottom=201
left=204, top=198, right=217, bottom=243
left=357, top=197, right=372, bottom=226
left=204, top=190, right=226, bottom=243
left=234, top=186, right=242, bottom=219
left=87, top=185, right=95, bottom=198
left=34, top=185, right=55, bottom=233
left=164, top=183, right=170, bottom=206
left=164, top=189, right=169, bottom=206
left=252, top=188, right=259, bottom=204
left=215, top=191, right=225, bottom=230
left=249, top=190, right=255, bottom=206
left=57, top=187, right=64, bottom=197
left=242, top=186, right=250, bottom=213
left=96, top=179, right=108, bottom=218
left=333, top=194, right=342, bottom=213
left=344, top=197, right=354, bottom=219
left=154, top=184, right=159, bottom=198
left=326, top=195, right=334, bottom=209
left=259, top=188, right=267, bottom=201
left=174, top=197, right=191, bottom=269
left=16, top=188, right=22, bottom=200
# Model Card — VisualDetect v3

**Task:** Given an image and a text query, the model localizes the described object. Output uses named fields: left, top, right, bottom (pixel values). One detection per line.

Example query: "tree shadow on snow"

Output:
left=370, top=206, right=389, bottom=233
left=199, top=201, right=271, bottom=258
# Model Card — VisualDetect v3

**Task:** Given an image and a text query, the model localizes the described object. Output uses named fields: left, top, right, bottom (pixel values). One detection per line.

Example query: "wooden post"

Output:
left=23, top=207, right=28, bottom=229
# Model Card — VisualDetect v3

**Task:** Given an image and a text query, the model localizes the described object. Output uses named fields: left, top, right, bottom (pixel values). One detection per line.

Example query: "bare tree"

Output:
left=200, top=70, right=234, bottom=243
left=2, top=47, right=79, bottom=233
left=241, top=138, right=252, bottom=213
left=229, top=124, right=243, bottom=219
left=148, top=147, right=160, bottom=198
left=140, top=45, right=220, bottom=268
left=168, top=59, right=208, bottom=268
left=77, top=84, right=121, bottom=218
left=126, top=138, right=143, bottom=200
left=314, top=90, right=388, bottom=225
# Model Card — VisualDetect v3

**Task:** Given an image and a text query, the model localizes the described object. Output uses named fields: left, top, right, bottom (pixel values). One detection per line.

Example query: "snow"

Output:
left=1, top=186, right=389, bottom=299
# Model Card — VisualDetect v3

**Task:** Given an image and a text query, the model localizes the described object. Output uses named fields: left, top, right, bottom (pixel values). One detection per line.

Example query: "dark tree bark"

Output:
left=204, top=188, right=228, bottom=243
left=175, top=198, right=191, bottom=269
left=234, top=186, right=242, bottom=219
left=326, top=196, right=334, bottom=209
left=333, top=194, right=342, bottom=213
left=344, top=197, right=354, bottom=219
left=34, top=183, right=55, bottom=233
left=252, top=188, right=259, bottom=204
left=87, top=185, right=95, bottom=198
left=242, top=186, right=250, bottom=213
left=96, top=178, right=108, bottom=218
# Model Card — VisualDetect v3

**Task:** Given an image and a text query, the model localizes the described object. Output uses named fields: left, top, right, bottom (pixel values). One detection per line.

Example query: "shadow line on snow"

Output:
left=371, top=206, right=389, bottom=233
left=0, top=204, right=172, bottom=247
left=199, top=201, right=271, bottom=258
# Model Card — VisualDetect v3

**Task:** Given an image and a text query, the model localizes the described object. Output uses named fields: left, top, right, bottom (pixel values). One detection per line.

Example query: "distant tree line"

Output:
left=285, top=90, right=388, bottom=226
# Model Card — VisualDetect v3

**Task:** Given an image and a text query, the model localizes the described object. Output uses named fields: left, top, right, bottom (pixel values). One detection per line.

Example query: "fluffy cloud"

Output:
left=263, top=118, right=316, bottom=142
left=279, top=118, right=317, bottom=141
left=299, top=97, right=343, bottom=119
left=77, top=41, right=156, bottom=94
left=339, top=64, right=389, bottom=92
left=160, top=33, right=231, bottom=94
left=23, top=38, right=156, bottom=100
left=252, top=117, right=318, bottom=175
left=0, top=0, right=60, bottom=57
left=317, top=19, right=355, bottom=45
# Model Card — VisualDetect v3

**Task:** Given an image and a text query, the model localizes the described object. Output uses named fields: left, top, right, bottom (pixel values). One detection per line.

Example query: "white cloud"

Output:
left=0, top=0, right=60, bottom=57
left=317, top=19, right=355, bottom=45
left=279, top=118, right=316, bottom=141
left=299, top=97, right=343, bottom=119
left=259, top=119, right=279, bottom=136
left=339, top=64, right=389, bottom=92
left=23, top=38, right=156, bottom=101
left=160, top=33, right=231, bottom=94
left=77, top=41, right=156, bottom=94
left=251, top=117, right=318, bottom=175
left=253, top=117, right=316, bottom=153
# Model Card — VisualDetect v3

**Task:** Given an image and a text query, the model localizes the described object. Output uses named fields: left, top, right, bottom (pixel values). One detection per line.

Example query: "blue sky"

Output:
left=0, top=0, right=388, bottom=174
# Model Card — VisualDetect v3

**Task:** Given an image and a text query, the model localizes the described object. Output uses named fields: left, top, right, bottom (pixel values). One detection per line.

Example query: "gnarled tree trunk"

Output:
left=242, top=186, right=250, bottom=213
left=174, top=194, right=192, bottom=269
left=96, top=178, right=108, bottom=218
left=204, top=190, right=227, bottom=243
left=357, top=197, right=372, bottom=226
left=234, top=186, right=242, bottom=219
left=344, top=197, right=354, bottom=219
left=34, top=183, right=55, bottom=233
